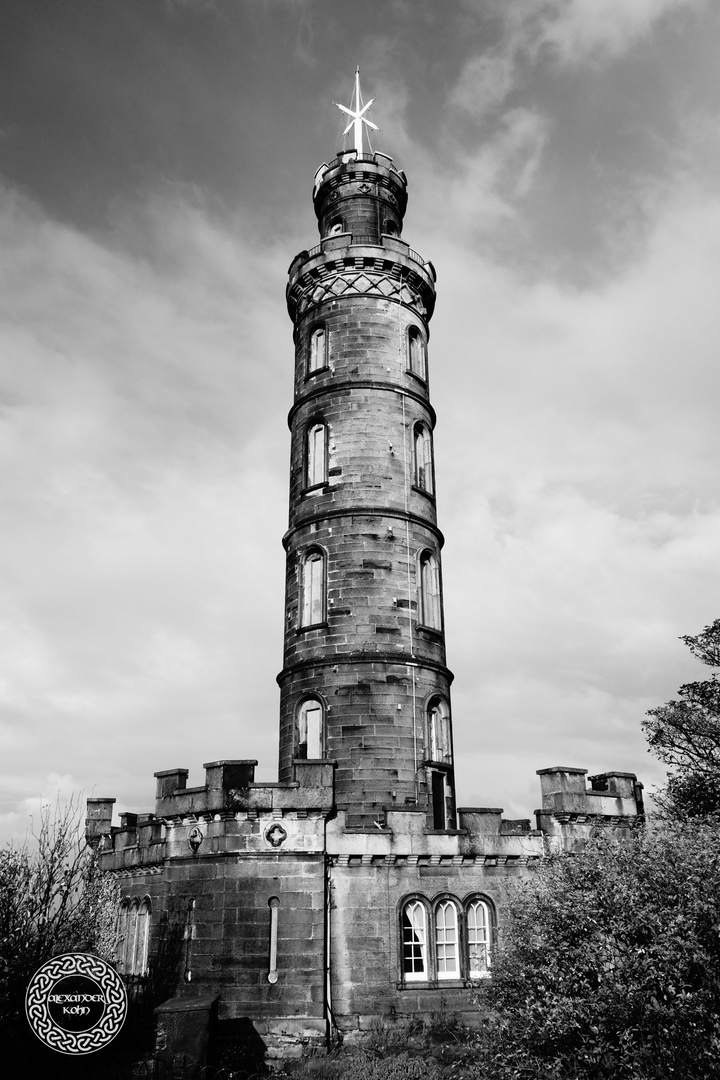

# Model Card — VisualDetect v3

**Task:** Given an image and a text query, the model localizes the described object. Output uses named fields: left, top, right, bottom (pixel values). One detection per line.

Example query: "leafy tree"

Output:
left=0, top=797, right=118, bottom=1022
left=475, top=822, right=720, bottom=1080
left=643, top=618, right=720, bottom=817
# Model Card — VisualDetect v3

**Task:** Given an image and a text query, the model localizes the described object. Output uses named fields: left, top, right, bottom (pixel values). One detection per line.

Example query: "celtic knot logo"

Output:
left=25, top=953, right=127, bottom=1055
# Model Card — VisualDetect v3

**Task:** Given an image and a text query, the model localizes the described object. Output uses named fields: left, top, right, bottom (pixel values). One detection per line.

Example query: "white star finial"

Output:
left=335, top=67, right=378, bottom=157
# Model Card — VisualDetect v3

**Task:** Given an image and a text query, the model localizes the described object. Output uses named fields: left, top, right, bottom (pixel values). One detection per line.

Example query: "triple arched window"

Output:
left=418, top=550, right=441, bottom=630
left=305, top=420, right=328, bottom=488
left=296, top=696, right=324, bottom=759
left=308, top=324, right=328, bottom=375
left=117, top=896, right=152, bottom=977
left=300, top=548, right=327, bottom=628
left=407, top=326, right=427, bottom=381
left=413, top=422, right=433, bottom=495
left=401, top=895, right=492, bottom=984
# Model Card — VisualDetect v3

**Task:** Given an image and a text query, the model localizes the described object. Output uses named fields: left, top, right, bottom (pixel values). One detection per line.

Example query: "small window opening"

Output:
left=413, top=423, right=433, bottom=495
left=306, top=422, right=327, bottom=487
left=297, top=698, right=323, bottom=759
left=419, top=550, right=441, bottom=630
left=308, top=326, right=327, bottom=374
left=301, top=550, right=326, bottom=627
left=407, top=327, right=427, bottom=381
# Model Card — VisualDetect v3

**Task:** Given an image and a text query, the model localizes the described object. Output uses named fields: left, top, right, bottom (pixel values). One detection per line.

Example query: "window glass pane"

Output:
left=309, top=328, right=326, bottom=373
left=117, top=904, right=129, bottom=975
left=307, top=424, right=326, bottom=486
left=302, top=553, right=325, bottom=626
left=402, top=901, right=427, bottom=980
left=135, top=901, right=150, bottom=976
left=436, top=901, right=458, bottom=978
left=420, top=553, right=440, bottom=629
left=468, top=900, right=490, bottom=977
left=408, top=330, right=427, bottom=380
left=306, top=706, right=322, bottom=758
left=429, top=702, right=452, bottom=765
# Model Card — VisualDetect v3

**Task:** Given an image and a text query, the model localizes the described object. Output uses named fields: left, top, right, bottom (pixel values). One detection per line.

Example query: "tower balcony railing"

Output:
left=296, top=235, right=424, bottom=267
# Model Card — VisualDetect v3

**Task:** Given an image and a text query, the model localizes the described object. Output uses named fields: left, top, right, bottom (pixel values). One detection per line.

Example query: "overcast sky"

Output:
left=2, top=0, right=719, bottom=842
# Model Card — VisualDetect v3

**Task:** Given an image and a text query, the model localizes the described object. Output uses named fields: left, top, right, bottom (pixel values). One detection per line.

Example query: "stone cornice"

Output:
left=277, top=653, right=454, bottom=687
left=287, top=379, right=435, bottom=429
left=283, top=505, right=444, bottom=550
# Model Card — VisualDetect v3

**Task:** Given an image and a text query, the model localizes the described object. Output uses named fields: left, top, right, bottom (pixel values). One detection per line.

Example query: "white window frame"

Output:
left=402, top=899, right=428, bottom=982
left=428, top=699, right=452, bottom=765
left=306, top=421, right=327, bottom=488
left=308, top=325, right=327, bottom=374
left=413, top=423, right=433, bottom=495
left=407, top=327, right=427, bottom=381
left=301, top=549, right=326, bottom=627
left=435, top=900, right=460, bottom=979
left=419, top=550, right=441, bottom=630
left=467, top=899, right=492, bottom=979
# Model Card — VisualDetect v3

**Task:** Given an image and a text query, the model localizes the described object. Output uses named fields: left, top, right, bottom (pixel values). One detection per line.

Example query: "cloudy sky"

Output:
left=2, top=0, right=719, bottom=841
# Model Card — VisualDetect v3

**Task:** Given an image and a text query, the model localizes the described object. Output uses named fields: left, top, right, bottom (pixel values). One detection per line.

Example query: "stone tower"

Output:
left=277, top=88, right=456, bottom=828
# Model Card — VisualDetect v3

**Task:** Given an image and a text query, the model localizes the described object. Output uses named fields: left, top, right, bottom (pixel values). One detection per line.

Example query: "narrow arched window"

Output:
left=419, top=550, right=441, bottom=630
left=428, top=699, right=452, bottom=765
left=328, top=217, right=344, bottom=236
left=402, top=900, right=427, bottom=981
left=301, top=549, right=326, bottom=627
left=297, top=698, right=324, bottom=759
left=384, top=219, right=398, bottom=236
left=134, top=897, right=151, bottom=976
left=308, top=325, right=327, bottom=374
left=435, top=900, right=459, bottom=979
left=413, top=423, right=433, bottom=495
left=407, top=327, right=427, bottom=381
left=125, top=900, right=139, bottom=974
left=117, top=900, right=130, bottom=975
left=467, top=899, right=491, bottom=978
left=306, top=421, right=327, bottom=488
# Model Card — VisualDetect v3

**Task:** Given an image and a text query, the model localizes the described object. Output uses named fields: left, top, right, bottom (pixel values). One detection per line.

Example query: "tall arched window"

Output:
left=435, top=900, right=459, bottom=979
left=134, top=897, right=151, bottom=976
left=306, top=421, right=327, bottom=488
left=401, top=900, right=427, bottom=981
left=297, top=697, right=324, bottom=759
left=308, top=325, right=327, bottom=374
left=407, top=327, right=427, bottom=381
left=413, top=423, right=433, bottom=495
left=467, top=899, right=491, bottom=978
left=117, top=900, right=130, bottom=974
left=419, top=550, right=441, bottom=630
left=118, top=896, right=151, bottom=976
left=301, top=549, right=326, bottom=627
left=428, top=698, right=452, bottom=765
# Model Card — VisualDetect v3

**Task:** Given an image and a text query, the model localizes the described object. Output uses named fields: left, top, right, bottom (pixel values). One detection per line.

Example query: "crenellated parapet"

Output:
left=87, top=758, right=336, bottom=872
left=535, top=766, right=645, bottom=851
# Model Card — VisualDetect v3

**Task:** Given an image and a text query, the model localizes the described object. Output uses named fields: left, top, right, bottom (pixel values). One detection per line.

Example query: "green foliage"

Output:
left=0, top=797, right=118, bottom=1022
left=286, top=1049, right=442, bottom=1080
left=643, top=618, right=720, bottom=818
left=474, top=822, right=720, bottom=1079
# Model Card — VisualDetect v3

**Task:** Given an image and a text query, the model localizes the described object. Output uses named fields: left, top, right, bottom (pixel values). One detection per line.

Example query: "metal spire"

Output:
left=335, top=67, right=378, bottom=156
